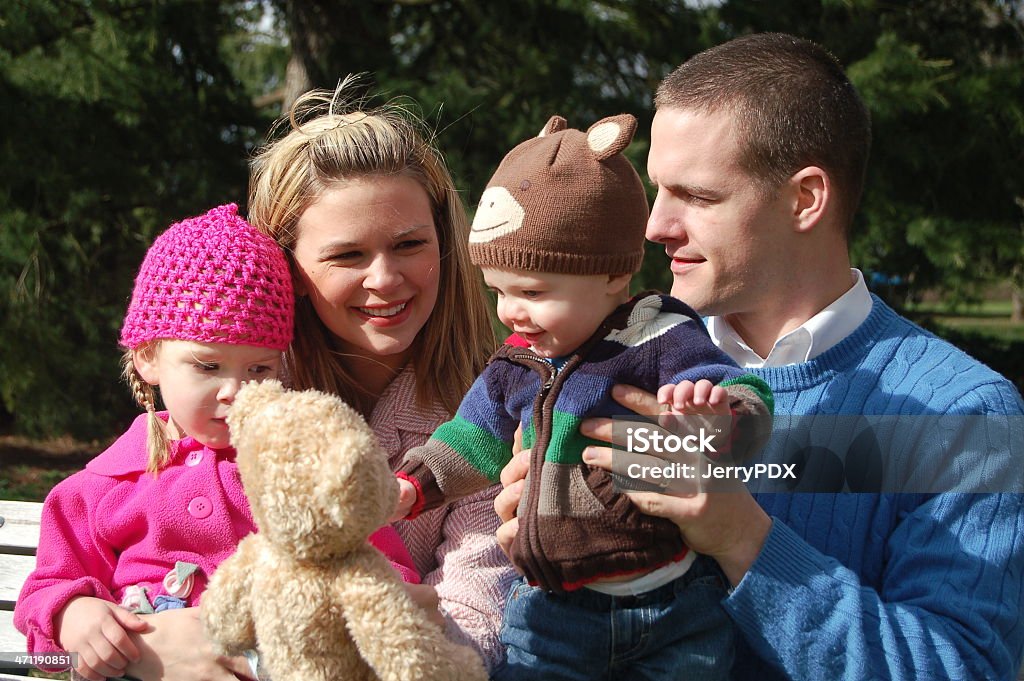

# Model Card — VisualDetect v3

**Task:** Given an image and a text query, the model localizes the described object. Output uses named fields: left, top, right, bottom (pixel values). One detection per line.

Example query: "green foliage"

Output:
left=0, top=463, right=79, bottom=502
left=849, top=25, right=1024, bottom=303
left=222, top=2, right=289, bottom=102
left=270, top=0, right=709, bottom=206
left=715, top=0, right=1024, bottom=309
left=0, top=0, right=268, bottom=437
left=2, top=0, right=1022, bottom=439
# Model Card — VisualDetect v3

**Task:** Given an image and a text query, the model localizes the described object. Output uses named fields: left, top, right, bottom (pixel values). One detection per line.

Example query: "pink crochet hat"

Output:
left=120, top=204, right=294, bottom=351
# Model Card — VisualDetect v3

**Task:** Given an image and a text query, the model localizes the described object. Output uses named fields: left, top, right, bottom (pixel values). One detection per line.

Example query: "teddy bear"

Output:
left=200, top=379, right=488, bottom=681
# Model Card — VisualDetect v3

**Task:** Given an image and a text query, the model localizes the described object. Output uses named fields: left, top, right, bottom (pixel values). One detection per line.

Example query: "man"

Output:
left=495, top=33, right=1024, bottom=680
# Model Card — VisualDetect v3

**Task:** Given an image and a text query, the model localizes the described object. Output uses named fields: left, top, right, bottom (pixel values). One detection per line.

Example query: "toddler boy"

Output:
left=397, top=114, right=772, bottom=680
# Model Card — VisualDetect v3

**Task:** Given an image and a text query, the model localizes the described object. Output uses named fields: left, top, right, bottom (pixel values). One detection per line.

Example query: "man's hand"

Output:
left=580, top=383, right=771, bottom=586
left=494, top=449, right=530, bottom=557
left=125, top=607, right=255, bottom=681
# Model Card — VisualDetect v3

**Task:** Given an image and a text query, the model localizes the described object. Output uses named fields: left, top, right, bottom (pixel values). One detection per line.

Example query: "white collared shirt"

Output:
left=707, top=269, right=873, bottom=368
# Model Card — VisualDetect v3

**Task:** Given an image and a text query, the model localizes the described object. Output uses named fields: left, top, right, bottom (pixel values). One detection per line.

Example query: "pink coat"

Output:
left=15, top=413, right=418, bottom=654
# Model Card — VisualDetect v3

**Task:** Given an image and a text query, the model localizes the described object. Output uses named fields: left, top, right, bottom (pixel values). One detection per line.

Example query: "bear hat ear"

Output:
left=538, top=115, right=568, bottom=137
left=586, top=113, right=638, bottom=161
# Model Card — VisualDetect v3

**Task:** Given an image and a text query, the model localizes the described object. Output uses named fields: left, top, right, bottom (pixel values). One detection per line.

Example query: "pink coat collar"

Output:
left=86, top=413, right=228, bottom=476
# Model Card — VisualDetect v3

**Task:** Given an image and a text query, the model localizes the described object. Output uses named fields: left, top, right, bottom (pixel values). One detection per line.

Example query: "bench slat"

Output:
left=0, top=502, right=37, bottom=677
left=0, top=609, right=25, bottom=653
left=0, top=501, right=41, bottom=556
left=0, top=555, right=34, bottom=611
left=0, top=611, right=31, bottom=680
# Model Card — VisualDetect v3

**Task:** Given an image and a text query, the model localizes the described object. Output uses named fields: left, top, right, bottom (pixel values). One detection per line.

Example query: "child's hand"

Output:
left=658, top=379, right=730, bottom=416
left=56, top=595, right=148, bottom=681
left=391, top=477, right=418, bottom=521
left=658, top=380, right=734, bottom=462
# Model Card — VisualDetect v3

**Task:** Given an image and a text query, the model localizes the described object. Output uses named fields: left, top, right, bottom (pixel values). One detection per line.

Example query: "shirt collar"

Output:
left=707, top=269, right=872, bottom=368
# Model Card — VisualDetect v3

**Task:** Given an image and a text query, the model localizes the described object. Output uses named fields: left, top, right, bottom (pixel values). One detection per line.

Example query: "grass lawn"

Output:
left=907, top=300, right=1024, bottom=342
left=0, top=436, right=100, bottom=501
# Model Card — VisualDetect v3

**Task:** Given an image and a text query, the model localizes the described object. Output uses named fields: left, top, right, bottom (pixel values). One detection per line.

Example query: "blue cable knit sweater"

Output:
left=725, top=296, right=1024, bottom=680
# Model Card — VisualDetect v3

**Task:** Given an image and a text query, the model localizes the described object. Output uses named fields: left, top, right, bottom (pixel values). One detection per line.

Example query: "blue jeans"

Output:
left=491, top=555, right=734, bottom=681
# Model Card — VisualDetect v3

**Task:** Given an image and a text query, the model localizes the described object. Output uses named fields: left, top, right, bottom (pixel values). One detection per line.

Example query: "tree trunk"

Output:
left=1012, top=286, right=1023, bottom=323
left=281, top=51, right=312, bottom=114
left=280, top=0, right=325, bottom=115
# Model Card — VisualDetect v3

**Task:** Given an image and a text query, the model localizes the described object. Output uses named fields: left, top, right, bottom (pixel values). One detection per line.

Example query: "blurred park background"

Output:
left=1, top=0, right=1023, bottom=498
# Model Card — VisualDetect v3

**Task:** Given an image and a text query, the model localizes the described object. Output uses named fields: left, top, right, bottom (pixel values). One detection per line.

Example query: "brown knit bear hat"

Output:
left=468, top=114, right=649, bottom=275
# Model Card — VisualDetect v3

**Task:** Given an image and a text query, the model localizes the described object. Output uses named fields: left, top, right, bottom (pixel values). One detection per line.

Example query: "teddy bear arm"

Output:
left=335, top=549, right=487, bottom=681
left=200, top=536, right=259, bottom=654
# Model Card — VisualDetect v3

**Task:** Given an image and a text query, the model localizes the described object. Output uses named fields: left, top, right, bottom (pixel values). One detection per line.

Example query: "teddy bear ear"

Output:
left=586, top=113, right=638, bottom=161
left=538, top=115, right=568, bottom=138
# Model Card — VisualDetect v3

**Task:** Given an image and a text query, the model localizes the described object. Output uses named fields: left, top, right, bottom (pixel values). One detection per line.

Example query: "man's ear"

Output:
left=790, top=166, right=829, bottom=233
left=132, top=346, right=160, bottom=386
left=606, top=273, right=632, bottom=296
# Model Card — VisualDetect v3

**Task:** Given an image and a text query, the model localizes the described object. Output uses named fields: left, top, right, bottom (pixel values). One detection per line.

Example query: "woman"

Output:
left=126, top=81, right=514, bottom=680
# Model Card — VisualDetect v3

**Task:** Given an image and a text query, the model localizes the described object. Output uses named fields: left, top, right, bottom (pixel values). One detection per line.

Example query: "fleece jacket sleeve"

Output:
left=14, top=473, right=119, bottom=653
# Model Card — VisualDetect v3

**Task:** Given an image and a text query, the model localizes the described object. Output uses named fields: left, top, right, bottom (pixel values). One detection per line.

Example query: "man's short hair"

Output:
left=656, top=33, right=871, bottom=233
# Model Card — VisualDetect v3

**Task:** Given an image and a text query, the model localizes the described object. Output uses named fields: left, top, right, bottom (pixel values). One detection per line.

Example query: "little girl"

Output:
left=14, top=204, right=420, bottom=681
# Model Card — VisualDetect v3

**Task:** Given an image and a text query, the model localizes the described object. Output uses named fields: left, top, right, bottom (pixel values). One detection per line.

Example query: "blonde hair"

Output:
left=121, top=345, right=172, bottom=475
left=248, top=78, right=494, bottom=416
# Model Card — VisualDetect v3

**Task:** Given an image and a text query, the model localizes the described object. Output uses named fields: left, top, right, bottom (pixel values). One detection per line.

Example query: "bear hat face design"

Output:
left=467, top=114, right=649, bottom=276
left=468, top=185, right=525, bottom=244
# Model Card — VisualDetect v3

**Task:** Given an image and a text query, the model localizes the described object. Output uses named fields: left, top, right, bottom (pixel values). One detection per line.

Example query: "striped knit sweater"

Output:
left=725, top=296, right=1024, bottom=680
left=400, top=293, right=772, bottom=592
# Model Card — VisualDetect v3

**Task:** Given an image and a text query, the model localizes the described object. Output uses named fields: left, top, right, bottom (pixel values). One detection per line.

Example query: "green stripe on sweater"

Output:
left=722, top=374, right=775, bottom=414
left=522, top=424, right=536, bottom=450
left=547, top=411, right=608, bottom=464
left=518, top=415, right=604, bottom=464
left=432, top=416, right=512, bottom=482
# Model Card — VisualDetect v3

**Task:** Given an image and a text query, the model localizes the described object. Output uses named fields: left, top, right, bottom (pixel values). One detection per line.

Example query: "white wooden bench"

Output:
left=0, top=500, right=42, bottom=680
